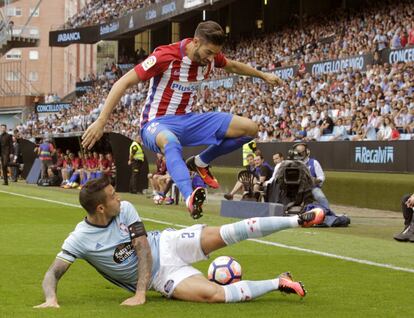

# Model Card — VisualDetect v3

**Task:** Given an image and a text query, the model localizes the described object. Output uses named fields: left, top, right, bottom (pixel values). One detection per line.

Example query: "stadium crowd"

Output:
left=15, top=0, right=414, bottom=142
left=17, top=59, right=413, bottom=142
left=199, top=61, right=414, bottom=142
left=219, top=0, right=414, bottom=71
left=64, top=0, right=414, bottom=67
left=63, top=0, right=164, bottom=29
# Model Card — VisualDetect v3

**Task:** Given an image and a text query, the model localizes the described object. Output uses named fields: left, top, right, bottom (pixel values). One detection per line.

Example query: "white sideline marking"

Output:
left=2, top=190, right=414, bottom=274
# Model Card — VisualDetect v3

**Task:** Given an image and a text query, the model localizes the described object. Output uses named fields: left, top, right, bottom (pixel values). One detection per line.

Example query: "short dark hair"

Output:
left=194, top=21, right=225, bottom=46
left=79, top=177, right=111, bottom=215
left=274, top=152, right=284, bottom=159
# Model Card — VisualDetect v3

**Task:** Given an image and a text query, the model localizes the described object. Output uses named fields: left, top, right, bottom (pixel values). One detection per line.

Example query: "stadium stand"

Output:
left=63, top=0, right=165, bottom=29
left=222, top=0, right=414, bottom=68
left=62, top=0, right=414, bottom=65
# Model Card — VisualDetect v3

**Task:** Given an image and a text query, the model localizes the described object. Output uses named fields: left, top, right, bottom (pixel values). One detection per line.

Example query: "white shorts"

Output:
left=151, top=224, right=208, bottom=297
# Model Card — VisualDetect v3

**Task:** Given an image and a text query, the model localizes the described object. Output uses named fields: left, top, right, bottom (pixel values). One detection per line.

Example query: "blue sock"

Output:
left=199, top=136, right=252, bottom=165
left=164, top=142, right=193, bottom=199
left=220, top=216, right=299, bottom=245
left=81, top=172, right=87, bottom=185
left=223, top=279, right=279, bottom=302
left=68, top=172, right=79, bottom=183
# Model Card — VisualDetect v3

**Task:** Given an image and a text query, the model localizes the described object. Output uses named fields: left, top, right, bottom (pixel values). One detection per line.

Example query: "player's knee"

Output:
left=156, top=131, right=180, bottom=152
left=202, top=285, right=225, bottom=303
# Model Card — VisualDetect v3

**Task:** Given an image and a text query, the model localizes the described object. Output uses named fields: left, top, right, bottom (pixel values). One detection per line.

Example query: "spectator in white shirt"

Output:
left=374, top=28, right=387, bottom=51
left=257, top=125, right=269, bottom=142
left=377, top=116, right=393, bottom=140
left=304, top=121, right=321, bottom=141
left=330, top=118, right=348, bottom=141
left=264, top=153, right=285, bottom=186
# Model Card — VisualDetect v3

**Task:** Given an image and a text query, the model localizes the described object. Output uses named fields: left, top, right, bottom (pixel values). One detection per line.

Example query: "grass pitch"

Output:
left=1, top=182, right=414, bottom=318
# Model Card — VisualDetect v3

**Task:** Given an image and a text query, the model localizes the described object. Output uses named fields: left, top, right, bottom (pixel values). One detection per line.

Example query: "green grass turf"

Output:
left=1, top=182, right=414, bottom=317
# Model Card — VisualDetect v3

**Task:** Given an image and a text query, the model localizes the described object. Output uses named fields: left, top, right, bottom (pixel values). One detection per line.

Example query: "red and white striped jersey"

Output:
left=134, top=38, right=227, bottom=127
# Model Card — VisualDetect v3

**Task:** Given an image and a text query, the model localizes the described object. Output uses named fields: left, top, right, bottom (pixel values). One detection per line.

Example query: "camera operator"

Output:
left=290, top=143, right=330, bottom=208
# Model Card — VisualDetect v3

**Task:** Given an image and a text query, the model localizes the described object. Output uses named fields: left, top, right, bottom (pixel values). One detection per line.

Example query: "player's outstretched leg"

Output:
left=187, top=137, right=252, bottom=189
left=172, top=272, right=305, bottom=303
left=200, top=209, right=325, bottom=255
left=186, top=115, right=257, bottom=189
left=156, top=130, right=206, bottom=219
left=220, top=209, right=324, bottom=245
left=222, top=271, right=306, bottom=302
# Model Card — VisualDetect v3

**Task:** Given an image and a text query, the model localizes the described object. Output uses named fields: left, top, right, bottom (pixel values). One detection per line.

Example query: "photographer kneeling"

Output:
left=394, top=193, right=414, bottom=242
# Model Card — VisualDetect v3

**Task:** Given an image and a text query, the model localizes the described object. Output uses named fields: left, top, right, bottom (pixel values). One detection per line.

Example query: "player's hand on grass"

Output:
left=33, top=299, right=60, bottom=309
left=261, top=72, right=283, bottom=86
left=120, top=292, right=146, bottom=306
left=82, top=119, right=105, bottom=150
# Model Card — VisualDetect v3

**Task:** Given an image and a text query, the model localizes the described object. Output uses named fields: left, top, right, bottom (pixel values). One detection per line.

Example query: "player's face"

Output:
left=103, top=185, right=121, bottom=217
left=193, top=38, right=222, bottom=66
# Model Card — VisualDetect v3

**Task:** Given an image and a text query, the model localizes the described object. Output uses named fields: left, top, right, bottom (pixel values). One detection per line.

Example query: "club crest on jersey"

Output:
left=147, top=122, right=159, bottom=135
left=164, top=279, right=174, bottom=294
left=119, top=223, right=129, bottom=236
left=142, top=56, right=157, bottom=71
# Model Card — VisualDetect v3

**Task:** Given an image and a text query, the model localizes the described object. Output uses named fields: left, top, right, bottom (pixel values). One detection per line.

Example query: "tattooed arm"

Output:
left=120, top=236, right=153, bottom=306
left=34, top=258, right=72, bottom=308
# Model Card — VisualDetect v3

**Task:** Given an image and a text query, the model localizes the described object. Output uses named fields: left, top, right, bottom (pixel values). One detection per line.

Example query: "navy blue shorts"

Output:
left=140, top=112, right=233, bottom=153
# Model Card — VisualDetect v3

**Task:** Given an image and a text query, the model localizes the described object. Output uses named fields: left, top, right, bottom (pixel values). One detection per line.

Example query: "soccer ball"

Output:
left=153, top=194, right=164, bottom=205
left=207, top=256, right=242, bottom=285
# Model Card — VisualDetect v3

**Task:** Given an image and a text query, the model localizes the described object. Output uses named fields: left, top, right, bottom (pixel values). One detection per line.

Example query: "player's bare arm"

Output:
left=82, top=69, right=142, bottom=150
left=34, top=258, right=72, bottom=309
left=120, top=235, right=153, bottom=306
left=223, top=59, right=283, bottom=86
